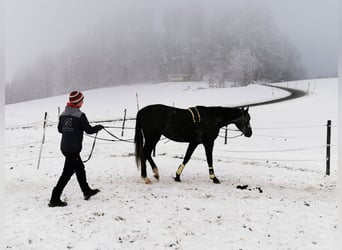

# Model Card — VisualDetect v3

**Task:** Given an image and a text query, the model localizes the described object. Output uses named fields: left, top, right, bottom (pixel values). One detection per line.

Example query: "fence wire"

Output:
left=5, top=116, right=338, bottom=171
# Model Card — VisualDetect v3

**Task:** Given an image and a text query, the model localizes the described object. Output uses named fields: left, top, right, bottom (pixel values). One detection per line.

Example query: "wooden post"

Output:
left=37, top=112, right=48, bottom=170
left=224, top=126, right=228, bottom=145
left=136, top=93, right=139, bottom=111
left=121, top=109, right=127, bottom=137
left=326, top=120, right=331, bottom=175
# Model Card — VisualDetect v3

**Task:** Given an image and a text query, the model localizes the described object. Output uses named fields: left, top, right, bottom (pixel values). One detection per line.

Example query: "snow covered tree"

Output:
left=6, top=2, right=305, bottom=103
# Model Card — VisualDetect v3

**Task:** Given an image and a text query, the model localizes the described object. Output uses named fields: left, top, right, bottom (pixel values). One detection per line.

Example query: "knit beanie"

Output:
left=69, top=91, right=84, bottom=104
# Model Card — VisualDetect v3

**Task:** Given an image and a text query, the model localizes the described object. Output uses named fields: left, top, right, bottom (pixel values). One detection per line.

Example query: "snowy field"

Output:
left=5, top=79, right=338, bottom=249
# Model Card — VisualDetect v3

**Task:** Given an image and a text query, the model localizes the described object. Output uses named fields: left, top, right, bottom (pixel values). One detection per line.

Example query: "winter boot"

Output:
left=84, top=188, right=100, bottom=200
left=48, top=199, right=67, bottom=207
left=48, top=188, right=67, bottom=207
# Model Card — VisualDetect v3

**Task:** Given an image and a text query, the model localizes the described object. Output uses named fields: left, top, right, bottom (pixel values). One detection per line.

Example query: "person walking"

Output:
left=48, top=91, right=104, bottom=207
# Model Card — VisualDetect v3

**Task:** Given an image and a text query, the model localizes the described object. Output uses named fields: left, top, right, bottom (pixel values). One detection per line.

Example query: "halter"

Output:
left=233, top=109, right=249, bottom=124
left=230, top=109, right=250, bottom=136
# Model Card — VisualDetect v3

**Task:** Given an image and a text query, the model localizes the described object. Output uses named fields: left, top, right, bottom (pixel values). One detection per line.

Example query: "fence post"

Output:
left=121, top=109, right=127, bottom=137
left=224, top=126, right=228, bottom=144
left=37, top=112, right=48, bottom=170
left=136, top=93, right=139, bottom=111
left=326, top=120, right=331, bottom=175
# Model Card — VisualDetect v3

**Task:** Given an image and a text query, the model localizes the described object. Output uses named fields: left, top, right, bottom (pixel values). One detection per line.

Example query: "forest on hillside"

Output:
left=6, top=3, right=304, bottom=104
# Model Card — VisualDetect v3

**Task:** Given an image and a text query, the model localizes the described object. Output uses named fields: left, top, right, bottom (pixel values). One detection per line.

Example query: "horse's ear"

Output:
left=245, top=106, right=249, bottom=112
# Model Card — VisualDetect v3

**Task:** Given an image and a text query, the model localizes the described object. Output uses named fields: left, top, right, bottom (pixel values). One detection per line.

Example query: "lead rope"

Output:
left=83, top=131, right=98, bottom=163
left=230, top=133, right=244, bottom=138
left=103, top=127, right=134, bottom=143
left=83, top=126, right=134, bottom=163
left=82, top=119, right=243, bottom=163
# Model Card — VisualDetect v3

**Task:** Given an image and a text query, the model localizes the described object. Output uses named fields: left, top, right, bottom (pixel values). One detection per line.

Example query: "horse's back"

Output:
left=138, top=104, right=171, bottom=113
left=136, top=104, right=173, bottom=131
left=136, top=104, right=193, bottom=139
left=137, top=104, right=173, bottom=120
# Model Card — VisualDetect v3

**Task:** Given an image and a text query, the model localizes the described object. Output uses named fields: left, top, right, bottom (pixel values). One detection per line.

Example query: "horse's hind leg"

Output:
left=175, top=142, right=198, bottom=182
left=143, top=133, right=161, bottom=183
left=147, top=155, right=159, bottom=180
left=140, top=152, right=151, bottom=184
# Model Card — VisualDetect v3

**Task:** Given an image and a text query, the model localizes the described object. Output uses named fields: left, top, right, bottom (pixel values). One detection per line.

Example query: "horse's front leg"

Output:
left=175, top=142, right=198, bottom=182
left=204, top=141, right=220, bottom=184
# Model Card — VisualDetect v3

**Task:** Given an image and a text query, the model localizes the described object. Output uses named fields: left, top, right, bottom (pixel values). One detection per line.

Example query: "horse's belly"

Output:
left=162, top=130, right=201, bottom=143
left=164, top=134, right=189, bottom=143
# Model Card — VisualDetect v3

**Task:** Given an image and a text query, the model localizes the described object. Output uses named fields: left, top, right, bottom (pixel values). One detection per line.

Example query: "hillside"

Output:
left=5, top=79, right=338, bottom=249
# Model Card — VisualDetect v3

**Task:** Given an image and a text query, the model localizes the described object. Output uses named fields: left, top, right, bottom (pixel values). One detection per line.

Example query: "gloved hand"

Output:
left=96, top=125, right=104, bottom=131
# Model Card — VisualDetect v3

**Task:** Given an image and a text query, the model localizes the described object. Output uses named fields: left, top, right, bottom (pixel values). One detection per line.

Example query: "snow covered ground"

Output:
left=5, top=79, right=338, bottom=249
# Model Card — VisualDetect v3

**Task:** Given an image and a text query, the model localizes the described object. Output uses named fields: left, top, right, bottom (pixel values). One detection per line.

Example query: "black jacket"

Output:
left=58, top=106, right=100, bottom=153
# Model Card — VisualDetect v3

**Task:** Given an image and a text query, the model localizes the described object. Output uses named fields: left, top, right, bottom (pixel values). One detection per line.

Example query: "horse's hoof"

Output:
left=212, top=177, right=220, bottom=184
left=153, top=168, right=159, bottom=180
left=143, top=177, right=152, bottom=184
left=174, top=174, right=181, bottom=182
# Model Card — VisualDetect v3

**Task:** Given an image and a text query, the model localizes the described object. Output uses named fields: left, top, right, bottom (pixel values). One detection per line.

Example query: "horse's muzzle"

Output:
left=244, top=128, right=252, bottom=137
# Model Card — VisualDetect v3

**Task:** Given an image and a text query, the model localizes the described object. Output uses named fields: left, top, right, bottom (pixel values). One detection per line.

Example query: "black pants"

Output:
left=52, top=152, right=91, bottom=199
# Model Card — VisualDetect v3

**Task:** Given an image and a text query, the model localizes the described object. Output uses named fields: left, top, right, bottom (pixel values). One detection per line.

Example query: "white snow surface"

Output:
left=5, top=79, right=338, bottom=249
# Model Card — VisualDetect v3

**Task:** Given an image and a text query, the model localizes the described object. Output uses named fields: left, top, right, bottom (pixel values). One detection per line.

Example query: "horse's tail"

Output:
left=134, top=111, right=143, bottom=169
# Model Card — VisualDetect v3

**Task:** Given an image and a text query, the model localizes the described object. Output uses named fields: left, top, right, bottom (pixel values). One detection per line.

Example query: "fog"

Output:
left=6, top=0, right=338, bottom=82
left=263, top=0, right=338, bottom=78
left=4, top=0, right=338, bottom=104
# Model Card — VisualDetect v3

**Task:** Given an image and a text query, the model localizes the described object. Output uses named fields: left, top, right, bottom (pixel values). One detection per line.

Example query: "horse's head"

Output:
left=235, top=107, right=252, bottom=137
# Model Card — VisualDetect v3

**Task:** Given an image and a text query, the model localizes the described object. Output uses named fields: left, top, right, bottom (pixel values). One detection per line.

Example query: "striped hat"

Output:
left=69, top=91, right=84, bottom=104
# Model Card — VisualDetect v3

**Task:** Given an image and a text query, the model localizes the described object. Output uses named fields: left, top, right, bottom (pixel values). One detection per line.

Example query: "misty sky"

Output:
left=5, top=0, right=338, bottom=82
